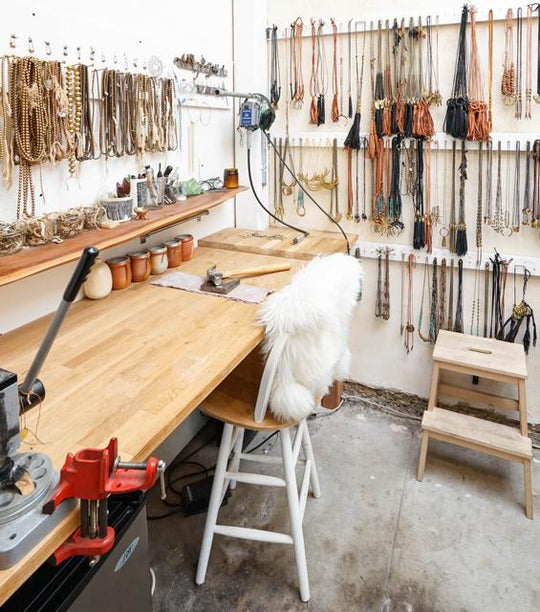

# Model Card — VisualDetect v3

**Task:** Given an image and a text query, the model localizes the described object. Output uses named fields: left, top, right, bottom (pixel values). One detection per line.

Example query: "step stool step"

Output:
left=422, top=407, right=532, bottom=459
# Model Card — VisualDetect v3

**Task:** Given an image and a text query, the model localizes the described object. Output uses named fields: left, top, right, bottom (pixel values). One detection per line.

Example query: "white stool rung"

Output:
left=239, top=452, right=282, bottom=464
left=225, top=471, right=286, bottom=487
left=300, top=460, right=311, bottom=520
left=214, top=525, right=293, bottom=544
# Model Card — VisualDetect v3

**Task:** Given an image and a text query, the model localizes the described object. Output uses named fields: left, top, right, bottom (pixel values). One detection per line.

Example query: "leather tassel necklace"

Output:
left=290, top=18, right=305, bottom=108
left=425, top=141, right=433, bottom=253
left=392, top=19, right=405, bottom=134
left=347, top=19, right=353, bottom=118
left=331, top=19, right=339, bottom=122
left=309, top=19, right=318, bottom=124
left=404, top=18, right=415, bottom=138
left=449, top=141, right=457, bottom=252
left=344, top=20, right=366, bottom=149
left=444, top=5, right=469, bottom=139
left=374, top=20, right=385, bottom=137
left=467, top=6, right=489, bottom=141
left=455, top=142, right=468, bottom=257
left=413, top=138, right=425, bottom=249
left=388, top=135, right=403, bottom=231
left=382, top=19, right=393, bottom=136
left=316, top=20, right=328, bottom=124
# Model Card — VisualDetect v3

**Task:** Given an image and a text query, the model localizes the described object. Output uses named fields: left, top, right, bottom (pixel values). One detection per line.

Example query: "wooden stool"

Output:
left=195, top=342, right=321, bottom=602
left=417, top=330, right=533, bottom=519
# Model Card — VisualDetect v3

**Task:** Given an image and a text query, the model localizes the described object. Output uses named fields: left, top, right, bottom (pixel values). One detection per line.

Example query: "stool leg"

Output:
left=281, top=427, right=310, bottom=602
left=523, top=459, right=534, bottom=520
left=229, top=427, right=244, bottom=491
left=417, top=432, right=430, bottom=481
left=301, top=421, right=321, bottom=499
left=196, top=423, right=234, bottom=585
left=427, top=363, right=440, bottom=411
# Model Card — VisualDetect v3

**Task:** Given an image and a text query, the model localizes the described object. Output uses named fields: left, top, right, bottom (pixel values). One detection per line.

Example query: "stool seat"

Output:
left=202, top=380, right=299, bottom=431
left=434, top=330, right=527, bottom=379
left=422, top=407, right=533, bottom=460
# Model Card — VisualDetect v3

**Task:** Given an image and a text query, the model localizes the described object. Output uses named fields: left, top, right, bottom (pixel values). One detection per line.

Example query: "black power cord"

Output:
left=246, top=148, right=308, bottom=239
left=262, top=130, right=351, bottom=254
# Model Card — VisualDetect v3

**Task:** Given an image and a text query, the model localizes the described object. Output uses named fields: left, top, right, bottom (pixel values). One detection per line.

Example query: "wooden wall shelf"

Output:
left=0, top=187, right=247, bottom=288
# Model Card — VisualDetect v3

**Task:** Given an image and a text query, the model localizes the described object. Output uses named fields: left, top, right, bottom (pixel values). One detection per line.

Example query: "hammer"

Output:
left=201, top=262, right=291, bottom=294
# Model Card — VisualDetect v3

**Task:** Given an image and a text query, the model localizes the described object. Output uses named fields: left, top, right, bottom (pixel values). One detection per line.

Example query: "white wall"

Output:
left=0, top=1, right=240, bottom=331
left=266, top=1, right=540, bottom=421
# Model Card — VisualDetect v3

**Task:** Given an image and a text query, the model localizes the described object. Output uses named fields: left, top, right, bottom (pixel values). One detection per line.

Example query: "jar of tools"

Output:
left=107, top=256, right=132, bottom=290
left=149, top=245, right=168, bottom=275
left=164, top=239, right=182, bottom=268
left=175, top=234, right=194, bottom=261
left=128, top=250, right=151, bottom=282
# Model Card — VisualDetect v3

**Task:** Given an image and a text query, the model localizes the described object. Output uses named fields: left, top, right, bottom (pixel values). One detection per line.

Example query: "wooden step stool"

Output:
left=417, top=330, right=533, bottom=519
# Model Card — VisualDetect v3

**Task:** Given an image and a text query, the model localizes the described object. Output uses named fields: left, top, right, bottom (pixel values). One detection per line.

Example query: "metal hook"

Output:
left=45, top=41, right=51, bottom=56
left=28, top=37, right=34, bottom=54
left=9, top=34, right=16, bottom=49
left=63, top=44, right=68, bottom=57
left=101, top=52, right=106, bottom=63
left=90, top=46, right=95, bottom=62
left=77, top=46, right=81, bottom=61
left=133, top=57, right=138, bottom=68
left=113, top=52, right=118, bottom=64
left=123, top=53, right=128, bottom=71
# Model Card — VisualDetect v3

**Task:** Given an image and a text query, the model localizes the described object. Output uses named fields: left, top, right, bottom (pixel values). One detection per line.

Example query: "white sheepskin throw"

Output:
left=258, top=253, right=363, bottom=422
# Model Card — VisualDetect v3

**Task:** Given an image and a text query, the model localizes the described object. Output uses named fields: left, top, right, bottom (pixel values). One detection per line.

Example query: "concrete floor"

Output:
left=147, top=402, right=540, bottom=612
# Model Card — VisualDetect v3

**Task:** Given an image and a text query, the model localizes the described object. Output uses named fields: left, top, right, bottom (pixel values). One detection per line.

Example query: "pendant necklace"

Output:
left=439, top=140, right=450, bottom=248
left=455, top=142, right=468, bottom=257
left=483, top=261, right=490, bottom=338
left=404, top=253, right=416, bottom=353
left=296, top=138, right=306, bottom=216
left=438, top=258, right=447, bottom=332
left=269, top=25, right=281, bottom=109
left=449, top=141, right=457, bottom=252
left=382, top=248, right=390, bottom=320
left=447, top=258, right=455, bottom=332
left=475, top=142, right=483, bottom=265
left=453, top=258, right=464, bottom=334
left=525, top=5, right=533, bottom=118
left=523, top=141, right=532, bottom=226
left=418, top=256, right=432, bottom=343
left=493, top=141, right=503, bottom=232
left=484, top=140, right=493, bottom=224
left=512, top=142, right=521, bottom=233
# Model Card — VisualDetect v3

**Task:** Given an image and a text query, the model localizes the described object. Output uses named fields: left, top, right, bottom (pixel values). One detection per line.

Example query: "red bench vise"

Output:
left=43, top=438, right=165, bottom=565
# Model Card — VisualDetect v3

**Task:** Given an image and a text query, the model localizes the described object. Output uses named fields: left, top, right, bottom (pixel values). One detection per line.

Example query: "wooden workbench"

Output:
left=198, top=227, right=357, bottom=260
left=0, top=246, right=300, bottom=604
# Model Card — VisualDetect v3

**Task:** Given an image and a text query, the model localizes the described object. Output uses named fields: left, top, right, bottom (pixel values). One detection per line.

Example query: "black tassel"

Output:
left=317, top=95, right=325, bottom=125
left=413, top=218, right=425, bottom=249
left=404, top=103, right=413, bottom=137
left=344, top=112, right=362, bottom=149
left=375, top=108, right=384, bottom=138
left=455, top=226, right=468, bottom=256
left=391, top=103, right=399, bottom=134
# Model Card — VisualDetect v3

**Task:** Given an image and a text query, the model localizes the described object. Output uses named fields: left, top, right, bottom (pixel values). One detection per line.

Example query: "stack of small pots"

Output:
left=106, top=233, right=194, bottom=291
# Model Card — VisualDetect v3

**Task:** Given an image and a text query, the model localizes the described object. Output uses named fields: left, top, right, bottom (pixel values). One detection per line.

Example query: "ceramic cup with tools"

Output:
left=149, top=245, right=168, bottom=275
left=107, top=256, right=132, bottom=290
left=128, top=250, right=151, bottom=282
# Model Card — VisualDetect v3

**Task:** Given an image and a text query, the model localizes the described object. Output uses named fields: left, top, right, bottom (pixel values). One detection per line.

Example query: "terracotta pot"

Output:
left=107, top=256, right=132, bottom=290
left=175, top=234, right=194, bottom=261
left=164, top=239, right=182, bottom=268
left=83, top=258, right=113, bottom=299
left=128, top=250, right=151, bottom=282
left=149, top=245, right=168, bottom=275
